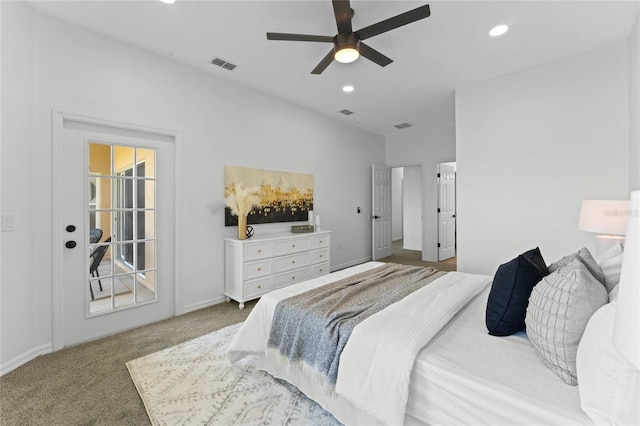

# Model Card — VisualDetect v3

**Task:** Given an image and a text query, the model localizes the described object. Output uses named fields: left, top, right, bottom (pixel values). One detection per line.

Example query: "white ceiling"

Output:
left=26, top=0, right=639, bottom=136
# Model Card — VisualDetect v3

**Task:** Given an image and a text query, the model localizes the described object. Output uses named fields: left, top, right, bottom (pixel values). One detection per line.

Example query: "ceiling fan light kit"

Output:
left=334, top=33, right=360, bottom=63
left=266, top=0, right=431, bottom=74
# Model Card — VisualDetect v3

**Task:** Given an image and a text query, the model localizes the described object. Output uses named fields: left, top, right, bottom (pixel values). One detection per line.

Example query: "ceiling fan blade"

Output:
left=356, top=4, right=431, bottom=40
left=311, top=50, right=336, bottom=74
left=267, top=32, right=334, bottom=43
left=332, top=0, right=353, bottom=34
left=359, top=42, right=393, bottom=67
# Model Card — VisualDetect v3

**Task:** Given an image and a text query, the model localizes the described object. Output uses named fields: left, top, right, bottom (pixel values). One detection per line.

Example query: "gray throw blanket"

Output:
left=267, top=263, right=446, bottom=384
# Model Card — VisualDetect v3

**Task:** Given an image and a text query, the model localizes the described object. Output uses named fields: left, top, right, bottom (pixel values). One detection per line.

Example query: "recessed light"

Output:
left=342, top=85, right=354, bottom=93
left=489, top=24, right=509, bottom=37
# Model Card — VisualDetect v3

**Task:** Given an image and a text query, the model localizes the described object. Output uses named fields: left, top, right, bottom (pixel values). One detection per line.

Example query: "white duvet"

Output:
left=228, top=262, right=490, bottom=425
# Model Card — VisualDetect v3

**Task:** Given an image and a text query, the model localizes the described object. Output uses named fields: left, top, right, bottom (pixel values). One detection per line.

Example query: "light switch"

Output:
left=2, top=214, right=15, bottom=232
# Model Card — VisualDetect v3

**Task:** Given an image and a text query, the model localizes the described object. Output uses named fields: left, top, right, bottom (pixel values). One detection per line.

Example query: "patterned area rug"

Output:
left=126, top=323, right=342, bottom=426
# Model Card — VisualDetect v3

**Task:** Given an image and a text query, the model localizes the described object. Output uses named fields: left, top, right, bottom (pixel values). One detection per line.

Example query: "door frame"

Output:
left=51, top=111, right=183, bottom=351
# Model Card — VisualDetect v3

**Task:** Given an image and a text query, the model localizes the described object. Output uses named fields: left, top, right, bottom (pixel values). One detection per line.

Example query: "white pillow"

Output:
left=608, top=284, right=620, bottom=303
left=595, top=241, right=624, bottom=293
left=576, top=302, right=640, bottom=425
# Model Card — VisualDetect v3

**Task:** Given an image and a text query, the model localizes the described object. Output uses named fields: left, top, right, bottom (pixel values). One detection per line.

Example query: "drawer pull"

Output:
left=292, top=244, right=296, bottom=248
left=320, top=255, right=323, bottom=258
left=291, top=276, right=295, bottom=280
left=319, top=269, right=324, bottom=272
left=320, top=240, right=323, bottom=243
left=257, top=267, right=262, bottom=271
left=292, top=260, right=296, bottom=264
left=258, top=285, right=262, bottom=289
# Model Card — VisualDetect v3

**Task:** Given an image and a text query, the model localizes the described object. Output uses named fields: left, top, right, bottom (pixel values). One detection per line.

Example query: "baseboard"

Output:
left=182, top=296, right=227, bottom=314
left=0, top=343, right=53, bottom=377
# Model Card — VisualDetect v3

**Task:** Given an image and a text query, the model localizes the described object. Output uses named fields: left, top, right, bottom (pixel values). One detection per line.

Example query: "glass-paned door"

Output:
left=88, top=143, right=157, bottom=315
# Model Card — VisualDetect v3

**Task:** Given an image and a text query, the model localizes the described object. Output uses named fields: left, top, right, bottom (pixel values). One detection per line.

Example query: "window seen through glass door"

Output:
left=88, top=142, right=157, bottom=315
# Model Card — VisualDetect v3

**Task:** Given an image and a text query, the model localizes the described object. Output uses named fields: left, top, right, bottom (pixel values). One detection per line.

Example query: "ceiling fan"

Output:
left=266, top=0, right=431, bottom=74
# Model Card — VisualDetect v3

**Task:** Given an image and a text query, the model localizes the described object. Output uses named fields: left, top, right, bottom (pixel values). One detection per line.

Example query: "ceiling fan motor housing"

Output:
left=334, top=32, right=360, bottom=53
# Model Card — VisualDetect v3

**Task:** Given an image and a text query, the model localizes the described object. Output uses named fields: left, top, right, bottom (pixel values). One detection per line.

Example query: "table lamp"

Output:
left=578, top=199, right=630, bottom=255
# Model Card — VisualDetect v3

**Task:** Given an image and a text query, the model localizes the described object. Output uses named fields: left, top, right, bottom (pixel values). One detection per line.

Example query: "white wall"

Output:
left=0, top=2, right=385, bottom=373
left=386, top=123, right=455, bottom=261
left=391, top=167, right=403, bottom=241
left=402, top=166, right=422, bottom=251
left=456, top=42, right=630, bottom=275
left=630, top=13, right=640, bottom=192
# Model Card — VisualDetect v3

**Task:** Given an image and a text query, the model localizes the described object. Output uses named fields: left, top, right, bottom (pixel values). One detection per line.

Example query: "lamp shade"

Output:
left=613, top=191, right=639, bottom=368
left=578, top=199, right=630, bottom=235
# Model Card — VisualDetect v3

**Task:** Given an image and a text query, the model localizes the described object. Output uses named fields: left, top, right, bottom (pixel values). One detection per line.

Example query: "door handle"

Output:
left=372, top=215, right=381, bottom=219
left=65, top=241, right=77, bottom=249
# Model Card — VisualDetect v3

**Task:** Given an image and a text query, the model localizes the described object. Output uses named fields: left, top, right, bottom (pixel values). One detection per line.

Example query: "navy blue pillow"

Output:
left=486, top=247, right=549, bottom=336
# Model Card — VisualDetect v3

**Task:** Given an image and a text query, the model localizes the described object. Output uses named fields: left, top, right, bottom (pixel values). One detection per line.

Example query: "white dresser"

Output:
left=224, top=230, right=331, bottom=309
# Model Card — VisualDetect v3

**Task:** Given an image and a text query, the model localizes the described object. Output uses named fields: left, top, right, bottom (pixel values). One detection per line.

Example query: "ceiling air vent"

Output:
left=211, top=57, right=237, bottom=71
left=339, top=109, right=354, bottom=115
left=394, top=122, right=412, bottom=129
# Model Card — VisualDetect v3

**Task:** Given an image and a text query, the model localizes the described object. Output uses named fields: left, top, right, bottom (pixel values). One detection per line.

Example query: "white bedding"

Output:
left=228, top=262, right=594, bottom=425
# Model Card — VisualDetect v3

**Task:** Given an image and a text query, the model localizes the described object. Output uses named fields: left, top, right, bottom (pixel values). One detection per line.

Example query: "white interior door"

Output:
left=54, top=117, right=175, bottom=348
left=372, top=164, right=392, bottom=260
left=437, top=163, right=456, bottom=261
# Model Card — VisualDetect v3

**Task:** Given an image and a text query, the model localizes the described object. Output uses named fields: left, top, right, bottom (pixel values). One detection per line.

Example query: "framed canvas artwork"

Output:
left=224, top=166, right=313, bottom=226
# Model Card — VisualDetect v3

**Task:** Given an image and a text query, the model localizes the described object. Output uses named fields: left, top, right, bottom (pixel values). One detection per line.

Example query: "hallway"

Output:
left=380, top=240, right=457, bottom=272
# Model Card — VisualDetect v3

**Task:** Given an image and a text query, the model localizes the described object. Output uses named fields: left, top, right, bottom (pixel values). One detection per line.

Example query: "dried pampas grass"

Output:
left=225, top=185, right=261, bottom=217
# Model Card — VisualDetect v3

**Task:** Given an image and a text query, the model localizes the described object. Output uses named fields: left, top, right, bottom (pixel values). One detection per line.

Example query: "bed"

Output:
left=228, top=253, right=637, bottom=425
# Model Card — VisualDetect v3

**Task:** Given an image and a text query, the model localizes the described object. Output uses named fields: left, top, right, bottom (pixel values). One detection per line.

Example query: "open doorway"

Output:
left=391, top=165, right=423, bottom=256
left=380, top=163, right=456, bottom=271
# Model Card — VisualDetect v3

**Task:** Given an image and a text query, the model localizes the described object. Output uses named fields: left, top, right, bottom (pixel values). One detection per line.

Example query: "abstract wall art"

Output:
left=224, top=165, right=314, bottom=226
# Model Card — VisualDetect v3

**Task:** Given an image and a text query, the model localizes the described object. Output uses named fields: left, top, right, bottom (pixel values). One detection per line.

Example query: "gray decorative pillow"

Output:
left=525, top=259, right=608, bottom=385
left=595, top=241, right=624, bottom=293
left=548, top=247, right=605, bottom=285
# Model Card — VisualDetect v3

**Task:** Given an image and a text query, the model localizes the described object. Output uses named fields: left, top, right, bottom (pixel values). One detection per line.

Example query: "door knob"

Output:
left=66, top=225, right=76, bottom=232
left=65, top=241, right=77, bottom=249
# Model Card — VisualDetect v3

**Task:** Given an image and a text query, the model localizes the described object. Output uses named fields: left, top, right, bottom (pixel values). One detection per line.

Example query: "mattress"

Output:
left=407, top=284, right=593, bottom=425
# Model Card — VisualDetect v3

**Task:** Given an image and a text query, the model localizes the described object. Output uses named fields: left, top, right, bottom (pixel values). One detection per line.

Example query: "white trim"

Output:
left=182, top=296, right=227, bottom=315
left=51, top=110, right=182, bottom=350
left=52, top=111, right=65, bottom=351
left=173, top=133, right=184, bottom=316
left=0, top=344, right=53, bottom=377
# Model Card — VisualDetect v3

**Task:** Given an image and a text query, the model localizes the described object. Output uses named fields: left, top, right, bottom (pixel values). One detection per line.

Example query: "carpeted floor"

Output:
left=0, top=300, right=257, bottom=426
left=380, top=240, right=457, bottom=271
left=0, top=252, right=453, bottom=425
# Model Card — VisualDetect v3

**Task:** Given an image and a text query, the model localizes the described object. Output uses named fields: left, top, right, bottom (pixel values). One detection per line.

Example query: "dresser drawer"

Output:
left=273, top=237, right=311, bottom=257
left=272, top=252, right=310, bottom=274
left=311, top=248, right=328, bottom=264
left=311, top=262, right=330, bottom=278
left=312, top=234, right=329, bottom=249
left=243, top=259, right=271, bottom=280
left=244, top=277, right=271, bottom=298
left=273, top=268, right=311, bottom=289
left=244, top=242, right=272, bottom=262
